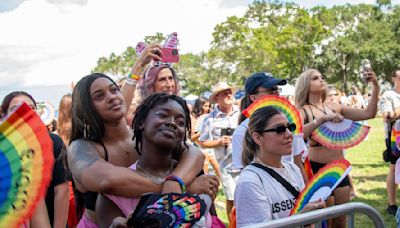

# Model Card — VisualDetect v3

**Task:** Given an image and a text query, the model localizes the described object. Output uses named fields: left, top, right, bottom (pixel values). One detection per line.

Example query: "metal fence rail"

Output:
left=244, top=202, right=385, bottom=228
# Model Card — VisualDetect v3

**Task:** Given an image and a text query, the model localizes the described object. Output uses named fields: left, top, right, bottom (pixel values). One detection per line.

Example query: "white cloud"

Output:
left=1, top=0, right=398, bottom=97
left=0, top=0, right=248, bottom=89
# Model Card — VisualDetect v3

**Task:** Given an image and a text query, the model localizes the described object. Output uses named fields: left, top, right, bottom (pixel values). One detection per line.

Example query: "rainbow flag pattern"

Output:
left=391, top=121, right=400, bottom=157
left=311, top=119, right=369, bottom=150
left=291, top=159, right=351, bottom=215
left=242, top=95, right=303, bottom=134
left=0, top=103, right=53, bottom=228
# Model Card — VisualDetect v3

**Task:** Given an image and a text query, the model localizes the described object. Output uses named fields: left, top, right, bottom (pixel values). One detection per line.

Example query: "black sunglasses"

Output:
left=261, top=123, right=296, bottom=134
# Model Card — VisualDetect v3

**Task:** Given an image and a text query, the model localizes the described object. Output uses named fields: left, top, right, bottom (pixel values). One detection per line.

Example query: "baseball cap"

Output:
left=245, top=72, right=287, bottom=94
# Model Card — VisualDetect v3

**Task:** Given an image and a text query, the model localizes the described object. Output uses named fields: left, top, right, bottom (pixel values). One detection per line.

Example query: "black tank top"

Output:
left=82, top=140, right=109, bottom=210
left=302, top=105, right=323, bottom=147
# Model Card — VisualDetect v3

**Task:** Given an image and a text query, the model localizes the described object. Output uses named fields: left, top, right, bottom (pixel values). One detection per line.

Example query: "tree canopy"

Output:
left=92, top=0, right=400, bottom=95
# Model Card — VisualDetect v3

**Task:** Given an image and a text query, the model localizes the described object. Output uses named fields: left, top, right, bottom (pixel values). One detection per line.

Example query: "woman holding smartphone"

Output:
left=294, top=68, right=379, bottom=227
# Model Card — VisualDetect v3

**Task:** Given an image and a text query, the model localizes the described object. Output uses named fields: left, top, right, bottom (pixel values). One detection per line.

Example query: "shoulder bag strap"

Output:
left=251, top=163, right=299, bottom=199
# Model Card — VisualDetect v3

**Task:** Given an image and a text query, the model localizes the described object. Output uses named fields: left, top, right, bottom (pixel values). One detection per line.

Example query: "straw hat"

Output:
left=209, top=82, right=234, bottom=104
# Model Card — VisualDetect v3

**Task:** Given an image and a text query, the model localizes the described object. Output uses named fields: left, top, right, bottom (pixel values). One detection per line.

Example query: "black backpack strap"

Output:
left=251, top=163, right=299, bottom=199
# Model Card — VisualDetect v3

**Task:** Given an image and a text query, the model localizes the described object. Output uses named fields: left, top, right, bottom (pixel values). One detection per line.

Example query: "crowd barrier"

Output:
left=243, top=202, right=384, bottom=228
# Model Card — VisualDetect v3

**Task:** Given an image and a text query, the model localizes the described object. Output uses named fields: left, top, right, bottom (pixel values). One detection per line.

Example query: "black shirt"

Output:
left=45, top=133, right=69, bottom=227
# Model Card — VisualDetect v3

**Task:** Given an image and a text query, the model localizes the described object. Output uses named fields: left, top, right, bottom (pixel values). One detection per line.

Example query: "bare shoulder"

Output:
left=325, top=102, right=341, bottom=113
left=67, top=139, right=101, bottom=184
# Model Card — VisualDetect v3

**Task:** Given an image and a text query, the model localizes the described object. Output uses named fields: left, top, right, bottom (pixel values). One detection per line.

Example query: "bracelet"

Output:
left=124, top=77, right=137, bottom=86
left=165, top=175, right=186, bottom=192
left=128, top=72, right=140, bottom=81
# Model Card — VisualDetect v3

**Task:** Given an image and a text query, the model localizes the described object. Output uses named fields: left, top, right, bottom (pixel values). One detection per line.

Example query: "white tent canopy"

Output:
left=279, top=84, right=295, bottom=96
left=184, top=94, right=198, bottom=101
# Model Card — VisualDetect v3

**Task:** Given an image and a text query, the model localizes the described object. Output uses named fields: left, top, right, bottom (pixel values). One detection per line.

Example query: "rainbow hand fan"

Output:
left=291, top=159, right=351, bottom=215
left=391, top=120, right=400, bottom=157
left=0, top=103, right=54, bottom=228
left=127, top=192, right=207, bottom=227
left=242, top=95, right=303, bottom=134
left=311, top=119, right=370, bottom=150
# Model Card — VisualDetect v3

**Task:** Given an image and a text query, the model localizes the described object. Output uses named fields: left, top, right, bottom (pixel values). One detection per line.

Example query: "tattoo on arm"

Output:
left=68, top=140, right=100, bottom=185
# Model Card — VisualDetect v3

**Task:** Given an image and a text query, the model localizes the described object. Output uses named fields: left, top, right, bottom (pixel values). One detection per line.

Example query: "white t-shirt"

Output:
left=380, top=89, right=400, bottom=138
left=234, top=161, right=305, bottom=227
left=231, top=118, right=306, bottom=169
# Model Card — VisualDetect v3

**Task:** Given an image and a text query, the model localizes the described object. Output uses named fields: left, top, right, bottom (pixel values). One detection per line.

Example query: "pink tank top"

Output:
left=106, top=163, right=139, bottom=217
left=106, top=162, right=212, bottom=227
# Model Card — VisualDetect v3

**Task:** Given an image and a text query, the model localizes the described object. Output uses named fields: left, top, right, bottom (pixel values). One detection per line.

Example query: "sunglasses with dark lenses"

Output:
left=262, top=123, right=296, bottom=134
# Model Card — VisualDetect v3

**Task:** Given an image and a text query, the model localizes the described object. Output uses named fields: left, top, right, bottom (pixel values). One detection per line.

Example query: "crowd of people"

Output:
left=1, top=42, right=400, bottom=228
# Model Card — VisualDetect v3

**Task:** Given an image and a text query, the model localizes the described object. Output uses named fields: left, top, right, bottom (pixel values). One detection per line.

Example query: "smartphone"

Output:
left=221, top=127, right=235, bottom=136
left=161, top=48, right=179, bottom=63
left=360, top=59, right=372, bottom=82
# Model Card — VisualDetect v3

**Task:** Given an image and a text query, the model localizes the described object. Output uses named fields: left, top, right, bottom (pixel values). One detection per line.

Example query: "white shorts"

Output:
left=220, top=167, right=240, bottom=201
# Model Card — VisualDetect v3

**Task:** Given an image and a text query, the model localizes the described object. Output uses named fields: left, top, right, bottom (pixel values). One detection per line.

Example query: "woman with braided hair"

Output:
left=67, top=73, right=216, bottom=227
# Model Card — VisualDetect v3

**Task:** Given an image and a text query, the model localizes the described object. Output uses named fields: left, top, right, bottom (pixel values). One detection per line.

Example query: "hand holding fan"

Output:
left=291, top=159, right=351, bottom=215
left=0, top=103, right=53, bottom=227
left=127, top=192, right=207, bottom=228
left=242, top=95, right=303, bottom=134
left=311, top=119, right=370, bottom=150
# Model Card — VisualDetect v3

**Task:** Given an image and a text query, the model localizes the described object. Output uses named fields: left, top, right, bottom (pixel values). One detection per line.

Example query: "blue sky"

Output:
left=0, top=0, right=398, bottom=106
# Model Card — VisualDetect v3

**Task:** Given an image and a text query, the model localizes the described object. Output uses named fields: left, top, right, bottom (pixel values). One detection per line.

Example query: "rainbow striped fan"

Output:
left=391, top=120, right=400, bottom=157
left=242, top=95, right=303, bottom=134
left=127, top=192, right=207, bottom=227
left=0, top=103, right=54, bottom=227
left=311, top=119, right=370, bottom=150
left=291, top=159, right=351, bottom=215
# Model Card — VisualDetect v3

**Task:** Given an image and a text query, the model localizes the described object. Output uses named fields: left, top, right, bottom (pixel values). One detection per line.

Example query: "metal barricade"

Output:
left=244, top=202, right=385, bottom=228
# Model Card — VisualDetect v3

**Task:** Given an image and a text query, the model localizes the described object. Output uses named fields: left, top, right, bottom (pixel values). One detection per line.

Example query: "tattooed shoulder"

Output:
left=67, top=139, right=100, bottom=184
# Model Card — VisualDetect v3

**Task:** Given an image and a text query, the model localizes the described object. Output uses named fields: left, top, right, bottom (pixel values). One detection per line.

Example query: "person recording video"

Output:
left=199, top=82, right=240, bottom=219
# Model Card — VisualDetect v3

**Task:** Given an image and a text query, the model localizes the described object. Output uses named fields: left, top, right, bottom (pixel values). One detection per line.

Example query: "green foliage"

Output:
left=92, top=1, right=400, bottom=96
left=215, top=118, right=397, bottom=227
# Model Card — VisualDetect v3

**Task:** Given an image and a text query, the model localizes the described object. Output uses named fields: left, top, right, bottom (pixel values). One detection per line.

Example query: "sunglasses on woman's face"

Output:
left=261, top=123, right=296, bottom=134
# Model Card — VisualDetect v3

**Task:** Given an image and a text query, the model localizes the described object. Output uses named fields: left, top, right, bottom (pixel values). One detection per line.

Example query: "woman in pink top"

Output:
left=96, top=93, right=215, bottom=227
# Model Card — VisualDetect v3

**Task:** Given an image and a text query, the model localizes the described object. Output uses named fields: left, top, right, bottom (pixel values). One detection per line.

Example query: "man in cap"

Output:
left=232, top=72, right=286, bottom=170
left=199, top=82, right=240, bottom=218
left=231, top=72, right=308, bottom=181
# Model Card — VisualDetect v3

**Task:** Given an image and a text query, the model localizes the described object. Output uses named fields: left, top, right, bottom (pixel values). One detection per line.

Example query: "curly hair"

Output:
left=132, top=93, right=191, bottom=160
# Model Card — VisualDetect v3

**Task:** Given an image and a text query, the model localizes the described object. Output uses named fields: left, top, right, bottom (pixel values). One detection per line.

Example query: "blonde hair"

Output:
left=295, top=69, right=327, bottom=107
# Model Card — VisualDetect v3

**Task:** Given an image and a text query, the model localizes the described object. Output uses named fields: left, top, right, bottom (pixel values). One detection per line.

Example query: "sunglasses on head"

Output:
left=151, top=61, right=172, bottom=68
left=261, top=123, right=296, bottom=134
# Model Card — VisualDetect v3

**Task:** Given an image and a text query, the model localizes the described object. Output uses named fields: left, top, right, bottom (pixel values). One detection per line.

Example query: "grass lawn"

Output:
left=214, top=118, right=398, bottom=227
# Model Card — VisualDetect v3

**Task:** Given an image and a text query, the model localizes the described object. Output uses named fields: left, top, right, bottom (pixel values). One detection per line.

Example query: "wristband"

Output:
left=128, top=72, right=140, bottom=81
left=165, top=175, right=186, bottom=192
left=124, top=77, right=137, bottom=86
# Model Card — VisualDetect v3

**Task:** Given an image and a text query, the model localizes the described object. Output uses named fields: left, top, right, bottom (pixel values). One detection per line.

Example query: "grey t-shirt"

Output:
left=234, top=161, right=305, bottom=227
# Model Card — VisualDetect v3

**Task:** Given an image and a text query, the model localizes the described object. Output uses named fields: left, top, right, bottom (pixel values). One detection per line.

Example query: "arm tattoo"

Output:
left=67, top=140, right=100, bottom=185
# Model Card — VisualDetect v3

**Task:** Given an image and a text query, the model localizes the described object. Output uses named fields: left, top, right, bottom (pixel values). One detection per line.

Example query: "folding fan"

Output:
left=0, top=103, right=54, bottom=227
left=291, top=159, right=352, bottom=215
left=127, top=192, right=206, bottom=228
left=391, top=120, right=400, bottom=157
left=242, top=95, right=303, bottom=134
left=311, top=119, right=370, bottom=150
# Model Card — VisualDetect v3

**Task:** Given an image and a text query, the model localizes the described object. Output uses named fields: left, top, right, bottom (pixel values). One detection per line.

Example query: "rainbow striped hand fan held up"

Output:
left=242, top=95, right=303, bottom=134
left=0, top=102, right=53, bottom=227
left=291, top=159, right=351, bottom=215
left=311, top=119, right=369, bottom=150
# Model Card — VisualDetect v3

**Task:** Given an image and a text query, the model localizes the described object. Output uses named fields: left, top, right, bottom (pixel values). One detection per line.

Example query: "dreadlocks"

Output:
left=132, top=93, right=191, bottom=160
